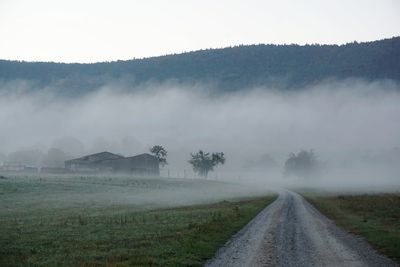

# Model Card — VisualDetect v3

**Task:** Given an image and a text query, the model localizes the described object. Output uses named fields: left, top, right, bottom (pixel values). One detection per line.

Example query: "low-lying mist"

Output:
left=1, top=79, right=399, bottom=190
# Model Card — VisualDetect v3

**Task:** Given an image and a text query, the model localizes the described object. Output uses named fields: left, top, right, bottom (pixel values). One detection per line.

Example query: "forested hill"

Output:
left=0, top=37, right=399, bottom=95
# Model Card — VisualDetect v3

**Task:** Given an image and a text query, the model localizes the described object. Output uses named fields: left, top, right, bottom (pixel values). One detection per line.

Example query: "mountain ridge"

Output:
left=1, top=37, right=399, bottom=95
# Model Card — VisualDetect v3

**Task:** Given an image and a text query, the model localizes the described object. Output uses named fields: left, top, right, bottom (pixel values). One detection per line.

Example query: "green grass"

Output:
left=0, top=175, right=270, bottom=217
left=305, top=193, right=400, bottom=263
left=0, top=175, right=275, bottom=266
left=0, top=196, right=275, bottom=267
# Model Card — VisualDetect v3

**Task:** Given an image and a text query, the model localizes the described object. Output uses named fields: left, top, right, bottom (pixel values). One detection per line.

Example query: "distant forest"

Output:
left=0, top=37, right=399, bottom=95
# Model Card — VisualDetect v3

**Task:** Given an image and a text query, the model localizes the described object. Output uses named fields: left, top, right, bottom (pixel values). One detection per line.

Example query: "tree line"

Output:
left=151, top=145, right=321, bottom=179
left=150, top=145, right=225, bottom=179
left=1, top=37, right=399, bottom=96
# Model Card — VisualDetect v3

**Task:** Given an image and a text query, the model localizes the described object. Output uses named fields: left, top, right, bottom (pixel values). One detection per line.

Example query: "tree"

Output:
left=284, top=150, right=318, bottom=178
left=8, top=149, right=45, bottom=167
left=44, top=148, right=70, bottom=168
left=150, top=145, right=168, bottom=167
left=188, top=150, right=225, bottom=178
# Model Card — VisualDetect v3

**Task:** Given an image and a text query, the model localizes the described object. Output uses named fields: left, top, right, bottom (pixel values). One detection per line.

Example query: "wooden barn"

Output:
left=65, top=151, right=159, bottom=176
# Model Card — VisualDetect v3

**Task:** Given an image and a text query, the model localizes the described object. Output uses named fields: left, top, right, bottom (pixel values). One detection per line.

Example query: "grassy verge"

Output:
left=0, top=195, right=276, bottom=266
left=305, top=193, right=400, bottom=263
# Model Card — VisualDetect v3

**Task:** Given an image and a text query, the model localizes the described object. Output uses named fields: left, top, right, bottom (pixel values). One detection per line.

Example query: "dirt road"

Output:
left=205, top=190, right=396, bottom=267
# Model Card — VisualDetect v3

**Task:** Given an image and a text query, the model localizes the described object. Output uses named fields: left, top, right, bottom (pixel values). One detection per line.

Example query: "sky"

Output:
left=0, top=0, right=399, bottom=63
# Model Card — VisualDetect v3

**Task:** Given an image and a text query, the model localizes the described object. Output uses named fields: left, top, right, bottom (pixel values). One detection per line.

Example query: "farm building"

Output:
left=65, top=151, right=159, bottom=176
left=1, top=161, right=25, bottom=172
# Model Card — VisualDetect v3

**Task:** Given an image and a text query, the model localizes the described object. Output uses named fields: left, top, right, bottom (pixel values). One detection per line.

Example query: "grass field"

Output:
left=0, top=174, right=275, bottom=266
left=305, top=192, right=400, bottom=263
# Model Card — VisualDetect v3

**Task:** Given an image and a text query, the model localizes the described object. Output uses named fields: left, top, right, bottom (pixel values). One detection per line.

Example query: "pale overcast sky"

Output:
left=0, top=0, right=399, bottom=63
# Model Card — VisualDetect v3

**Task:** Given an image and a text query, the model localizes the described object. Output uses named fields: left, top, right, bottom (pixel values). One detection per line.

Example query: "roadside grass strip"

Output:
left=306, top=193, right=400, bottom=263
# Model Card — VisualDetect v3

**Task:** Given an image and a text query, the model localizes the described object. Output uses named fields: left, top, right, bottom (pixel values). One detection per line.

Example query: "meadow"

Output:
left=0, top=174, right=274, bottom=266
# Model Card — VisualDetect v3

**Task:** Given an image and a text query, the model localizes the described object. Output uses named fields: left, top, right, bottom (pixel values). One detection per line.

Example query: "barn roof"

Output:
left=126, top=153, right=157, bottom=160
left=65, top=151, right=124, bottom=163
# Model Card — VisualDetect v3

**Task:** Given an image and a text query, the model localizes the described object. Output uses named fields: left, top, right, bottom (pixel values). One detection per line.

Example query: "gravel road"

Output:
left=205, top=190, right=396, bottom=267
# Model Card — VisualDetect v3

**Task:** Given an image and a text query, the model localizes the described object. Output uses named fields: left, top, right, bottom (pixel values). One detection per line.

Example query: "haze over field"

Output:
left=0, top=0, right=399, bottom=189
left=1, top=78, right=399, bottom=188
left=1, top=1, right=400, bottom=266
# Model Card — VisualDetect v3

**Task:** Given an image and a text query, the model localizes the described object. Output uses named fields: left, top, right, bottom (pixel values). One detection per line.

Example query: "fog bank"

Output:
left=1, top=79, right=399, bottom=188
